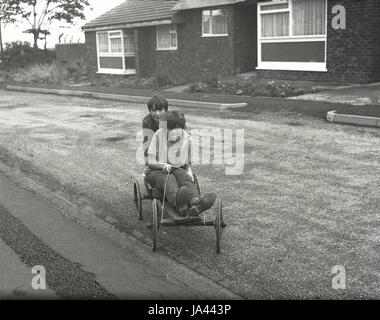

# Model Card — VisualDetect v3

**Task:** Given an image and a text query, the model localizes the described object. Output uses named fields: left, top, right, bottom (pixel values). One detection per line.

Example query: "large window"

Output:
left=156, top=24, right=177, bottom=50
left=258, top=0, right=327, bottom=72
left=202, top=9, right=228, bottom=36
left=96, top=30, right=136, bottom=74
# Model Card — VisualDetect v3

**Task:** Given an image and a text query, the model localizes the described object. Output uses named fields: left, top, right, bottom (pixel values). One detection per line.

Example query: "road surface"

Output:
left=0, top=89, right=378, bottom=299
left=0, top=172, right=239, bottom=299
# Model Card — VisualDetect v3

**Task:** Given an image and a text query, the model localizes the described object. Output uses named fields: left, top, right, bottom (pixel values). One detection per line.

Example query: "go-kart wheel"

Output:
left=194, top=174, right=201, bottom=196
left=152, top=199, right=159, bottom=252
left=215, top=199, right=223, bottom=254
left=133, top=179, right=142, bottom=220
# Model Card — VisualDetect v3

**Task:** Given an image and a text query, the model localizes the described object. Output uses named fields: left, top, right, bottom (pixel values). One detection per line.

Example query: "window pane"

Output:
left=99, top=57, right=123, bottom=69
left=212, top=9, right=227, bottom=34
left=97, top=32, right=109, bottom=53
left=157, top=24, right=177, bottom=49
left=109, top=31, right=122, bottom=37
left=202, top=10, right=211, bottom=34
left=261, top=12, right=289, bottom=37
left=293, top=0, right=326, bottom=36
left=157, top=25, right=171, bottom=49
left=110, top=37, right=122, bottom=53
left=124, top=30, right=135, bottom=54
left=170, top=32, right=177, bottom=48
left=261, top=3, right=289, bottom=11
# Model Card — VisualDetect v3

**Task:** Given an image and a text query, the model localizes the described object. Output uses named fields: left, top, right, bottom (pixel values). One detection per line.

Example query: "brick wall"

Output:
left=84, top=32, right=98, bottom=77
left=257, top=0, right=380, bottom=83
left=233, top=3, right=257, bottom=74
left=55, top=43, right=90, bottom=73
left=138, top=6, right=236, bottom=82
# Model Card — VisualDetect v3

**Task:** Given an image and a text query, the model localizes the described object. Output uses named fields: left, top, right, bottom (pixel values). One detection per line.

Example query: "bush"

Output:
left=10, top=63, right=63, bottom=84
left=0, top=41, right=55, bottom=71
left=156, top=74, right=173, bottom=87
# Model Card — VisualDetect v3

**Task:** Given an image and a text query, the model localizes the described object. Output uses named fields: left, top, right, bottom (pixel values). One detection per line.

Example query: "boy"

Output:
left=146, top=110, right=216, bottom=216
left=142, top=95, right=181, bottom=212
left=142, top=94, right=169, bottom=161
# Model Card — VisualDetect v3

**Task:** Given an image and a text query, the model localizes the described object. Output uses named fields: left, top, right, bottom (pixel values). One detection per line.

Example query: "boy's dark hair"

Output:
left=164, top=111, right=186, bottom=130
left=147, top=94, right=168, bottom=111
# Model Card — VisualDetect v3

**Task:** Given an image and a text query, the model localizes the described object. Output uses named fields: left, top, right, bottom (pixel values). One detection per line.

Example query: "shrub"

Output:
left=0, top=41, right=55, bottom=71
left=10, top=63, right=62, bottom=84
left=156, top=74, right=173, bottom=87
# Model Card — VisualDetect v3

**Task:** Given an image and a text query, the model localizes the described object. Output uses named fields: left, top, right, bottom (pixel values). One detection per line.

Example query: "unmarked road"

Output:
left=0, top=89, right=379, bottom=299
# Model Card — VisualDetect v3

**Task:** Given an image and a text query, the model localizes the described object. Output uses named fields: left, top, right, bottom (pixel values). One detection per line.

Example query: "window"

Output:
left=124, top=30, right=135, bottom=54
left=202, top=9, right=228, bottom=36
left=156, top=24, right=177, bottom=50
left=96, top=30, right=136, bottom=74
left=257, top=0, right=327, bottom=72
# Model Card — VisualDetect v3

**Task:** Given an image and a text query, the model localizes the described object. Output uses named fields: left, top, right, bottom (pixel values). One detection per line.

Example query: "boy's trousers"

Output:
left=146, top=168, right=200, bottom=207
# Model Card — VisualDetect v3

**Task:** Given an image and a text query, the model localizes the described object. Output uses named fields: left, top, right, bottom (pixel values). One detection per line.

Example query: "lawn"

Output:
left=0, top=89, right=378, bottom=299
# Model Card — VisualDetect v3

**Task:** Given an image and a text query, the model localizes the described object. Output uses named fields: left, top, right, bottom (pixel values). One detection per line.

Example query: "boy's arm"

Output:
left=186, top=137, right=194, bottom=181
left=147, top=131, right=171, bottom=172
left=142, top=118, right=154, bottom=165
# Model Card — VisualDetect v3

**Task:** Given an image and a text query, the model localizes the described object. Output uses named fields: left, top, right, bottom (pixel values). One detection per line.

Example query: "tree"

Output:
left=0, top=0, right=89, bottom=49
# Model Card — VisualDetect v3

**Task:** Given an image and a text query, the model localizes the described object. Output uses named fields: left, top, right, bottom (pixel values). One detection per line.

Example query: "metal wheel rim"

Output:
left=152, top=199, right=158, bottom=252
left=215, top=199, right=222, bottom=254
left=133, top=180, right=142, bottom=220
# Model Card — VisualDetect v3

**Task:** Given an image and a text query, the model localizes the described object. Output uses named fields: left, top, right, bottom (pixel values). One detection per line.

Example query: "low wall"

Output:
left=55, top=43, right=89, bottom=74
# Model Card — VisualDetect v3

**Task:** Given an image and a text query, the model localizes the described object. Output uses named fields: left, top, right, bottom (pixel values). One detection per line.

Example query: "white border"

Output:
left=257, top=0, right=328, bottom=72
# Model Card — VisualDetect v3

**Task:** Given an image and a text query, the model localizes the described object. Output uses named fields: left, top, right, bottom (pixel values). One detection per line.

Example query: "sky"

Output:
left=1, top=0, right=125, bottom=48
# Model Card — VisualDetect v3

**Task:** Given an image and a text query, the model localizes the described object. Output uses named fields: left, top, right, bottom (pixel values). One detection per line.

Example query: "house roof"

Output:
left=83, top=0, right=179, bottom=30
left=172, top=0, right=247, bottom=11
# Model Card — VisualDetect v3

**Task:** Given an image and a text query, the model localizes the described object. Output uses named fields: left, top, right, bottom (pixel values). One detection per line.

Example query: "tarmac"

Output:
left=6, top=83, right=380, bottom=128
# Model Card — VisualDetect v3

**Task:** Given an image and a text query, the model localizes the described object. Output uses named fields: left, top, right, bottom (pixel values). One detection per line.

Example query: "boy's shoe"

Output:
left=187, top=193, right=217, bottom=216
left=176, top=186, right=191, bottom=216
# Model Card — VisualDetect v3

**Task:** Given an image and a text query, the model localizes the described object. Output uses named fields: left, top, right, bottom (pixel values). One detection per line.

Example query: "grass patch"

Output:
left=9, top=63, right=65, bottom=84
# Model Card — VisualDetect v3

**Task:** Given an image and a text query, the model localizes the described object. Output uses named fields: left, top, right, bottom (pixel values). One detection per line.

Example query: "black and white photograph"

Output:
left=0, top=0, right=379, bottom=308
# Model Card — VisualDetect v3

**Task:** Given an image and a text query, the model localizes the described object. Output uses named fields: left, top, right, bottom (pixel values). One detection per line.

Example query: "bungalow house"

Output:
left=82, top=0, right=380, bottom=83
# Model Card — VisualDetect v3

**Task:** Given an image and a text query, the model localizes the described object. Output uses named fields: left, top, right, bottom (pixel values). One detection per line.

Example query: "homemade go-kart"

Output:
left=132, top=171, right=226, bottom=253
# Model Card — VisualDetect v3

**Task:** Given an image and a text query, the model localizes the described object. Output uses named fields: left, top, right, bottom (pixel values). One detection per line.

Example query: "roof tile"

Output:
left=84, top=0, right=179, bottom=29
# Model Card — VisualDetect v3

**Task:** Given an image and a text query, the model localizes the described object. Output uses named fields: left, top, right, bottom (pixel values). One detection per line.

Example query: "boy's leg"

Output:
left=146, top=170, right=178, bottom=207
left=172, top=168, right=216, bottom=216
left=171, top=168, right=199, bottom=199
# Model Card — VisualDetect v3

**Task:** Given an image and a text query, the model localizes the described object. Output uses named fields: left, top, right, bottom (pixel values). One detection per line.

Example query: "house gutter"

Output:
left=83, top=19, right=174, bottom=32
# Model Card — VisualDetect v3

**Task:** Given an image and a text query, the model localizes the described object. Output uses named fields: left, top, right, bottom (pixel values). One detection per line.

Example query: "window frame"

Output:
left=96, top=29, right=136, bottom=75
left=156, top=24, right=178, bottom=51
left=202, top=8, right=228, bottom=37
left=257, top=0, right=328, bottom=72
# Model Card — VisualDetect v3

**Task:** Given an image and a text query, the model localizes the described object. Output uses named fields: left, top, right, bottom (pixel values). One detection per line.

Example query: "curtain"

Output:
left=202, top=11, right=211, bottom=34
left=124, top=30, right=135, bottom=54
left=97, top=32, right=109, bottom=53
left=212, top=9, right=228, bottom=34
left=157, top=25, right=173, bottom=49
left=261, top=12, right=289, bottom=37
left=293, top=0, right=326, bottom=36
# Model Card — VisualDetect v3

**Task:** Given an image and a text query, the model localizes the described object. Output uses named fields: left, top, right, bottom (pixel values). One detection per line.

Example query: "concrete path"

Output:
left=0, top=237, right=57, bottom=299
left=0, top=172, right=240, bottom=300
